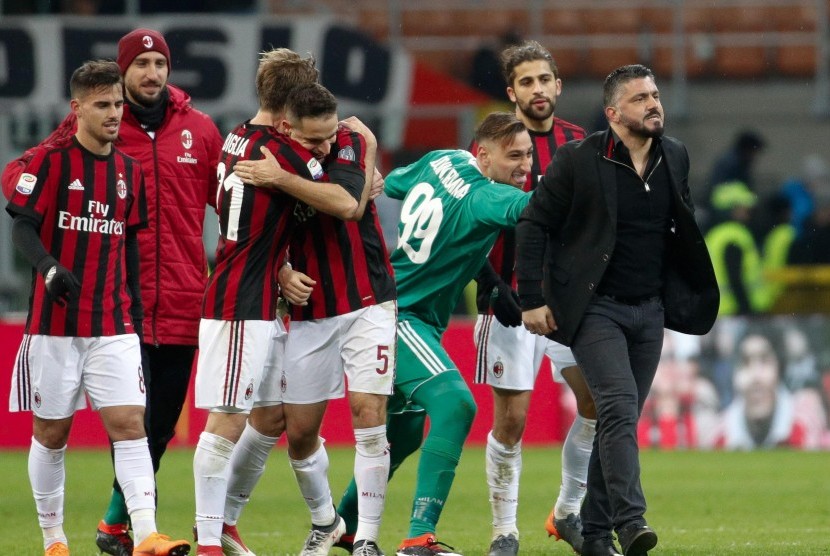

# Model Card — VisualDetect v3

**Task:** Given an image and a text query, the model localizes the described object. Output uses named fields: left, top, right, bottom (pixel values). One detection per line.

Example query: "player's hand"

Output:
left=369, top=167, right=384, bottom=200
left=42, top=263, right=81, bottom=307
left=278, top=264, right=316, bottom=306
left=233, top=146, right=286, bottom=188
left=522, top=305, right=557, bottom=336
left=490, top=282, right=522, bottom=327
left=339, top=116, right=377, bottom=148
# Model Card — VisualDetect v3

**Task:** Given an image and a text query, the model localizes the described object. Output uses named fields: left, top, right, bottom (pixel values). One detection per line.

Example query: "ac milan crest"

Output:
left=493, top=359, right=504, bottom=378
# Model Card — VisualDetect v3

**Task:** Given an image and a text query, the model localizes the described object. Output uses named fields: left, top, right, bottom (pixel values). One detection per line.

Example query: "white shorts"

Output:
left=473, top=314, right=577, bottom=391
left=283, top=300, right=397, bottom=404
left=195, top=318, right=287, bottom=412
left=9, top=334, right=144, bottom=419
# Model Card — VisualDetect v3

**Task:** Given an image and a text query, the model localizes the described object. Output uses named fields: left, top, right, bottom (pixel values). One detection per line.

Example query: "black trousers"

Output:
left=112, top=343, right=196, bottom=493
left=570, top=296, right=664, bottom=541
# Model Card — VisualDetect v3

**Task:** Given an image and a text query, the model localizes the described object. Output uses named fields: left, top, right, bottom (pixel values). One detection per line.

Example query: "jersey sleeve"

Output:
left=2, top=113, right=76, bottom=201
left=327, top=128, right=366, bottom=202
left=471, top=181, right=532, bottom=229
left=127, top=164, right=149, bottom=231
left=4, top=147, right=55, bottom=224
left=203, top=118, right=224, bottom=209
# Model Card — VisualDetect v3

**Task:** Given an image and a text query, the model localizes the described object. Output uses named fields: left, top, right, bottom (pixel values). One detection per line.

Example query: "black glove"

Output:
left=37, top=256, right=80, bottom=307
left=131, top=316, right=144, bottom=341
left=490, top=282, right=522, bottom=327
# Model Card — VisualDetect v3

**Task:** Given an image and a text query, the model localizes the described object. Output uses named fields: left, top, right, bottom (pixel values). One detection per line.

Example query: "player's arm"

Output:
left=125, top=228, right=144, bottom=336
left=11, top=214, right=80, bottom=306
left=2, top=113, right=76, bottom=200
left=515, top=146, right=574, bottom=332
left=335, top=116, right=378, bottom=220
left=203, top=119, right=225, bottom=210
left=233, top=146, right=363, bottom=221
left=476, top=259, right=522, bottom=327
left=278, top=262, right=316, bottom=306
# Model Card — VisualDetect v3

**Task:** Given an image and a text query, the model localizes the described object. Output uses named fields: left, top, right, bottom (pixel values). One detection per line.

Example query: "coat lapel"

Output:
left=597, top=132, right=617, bottom=223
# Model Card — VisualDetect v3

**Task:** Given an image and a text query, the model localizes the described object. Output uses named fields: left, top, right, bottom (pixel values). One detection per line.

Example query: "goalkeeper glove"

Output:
left=37, top=256, right=80, bottom=307
left=490, top=282, right=522, bottom=327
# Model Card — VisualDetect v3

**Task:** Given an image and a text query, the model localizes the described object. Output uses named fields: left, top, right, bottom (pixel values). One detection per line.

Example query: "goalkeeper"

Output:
left=336, top=111, right=533, bottom=555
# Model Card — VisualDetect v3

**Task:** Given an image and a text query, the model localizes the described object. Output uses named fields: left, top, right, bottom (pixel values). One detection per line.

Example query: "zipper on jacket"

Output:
left=152, top=137, right=161, bottom=347
left=602, top=154, right=663, bottom=192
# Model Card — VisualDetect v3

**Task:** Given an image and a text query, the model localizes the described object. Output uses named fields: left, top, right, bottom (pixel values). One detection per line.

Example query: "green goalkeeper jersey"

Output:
left=385, top=149, right=531, bottom=332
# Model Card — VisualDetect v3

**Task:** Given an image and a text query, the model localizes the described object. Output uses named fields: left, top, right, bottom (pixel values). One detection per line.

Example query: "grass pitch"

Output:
left=1, top=446, right=828, bottom=555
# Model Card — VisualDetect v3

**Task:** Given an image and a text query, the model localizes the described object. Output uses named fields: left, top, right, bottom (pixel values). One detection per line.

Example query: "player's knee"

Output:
left=423, top=383, right=477, bottom=440
left=576, top=394, right=597, bottom=420
left=350, top=392, right=387, bottom=429
left=250, top=405, right=286, bottom=437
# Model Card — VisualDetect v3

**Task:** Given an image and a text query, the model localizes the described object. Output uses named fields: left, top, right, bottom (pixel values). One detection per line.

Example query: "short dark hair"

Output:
left=474, top=111, right=527, bottom=147
left=285, top=82, right=337, bottom=122
left=603, top=64, right=655, bottom=107
left=70, top=60, right=122, bottom=99
left=500, top=40, right=558, bottom=87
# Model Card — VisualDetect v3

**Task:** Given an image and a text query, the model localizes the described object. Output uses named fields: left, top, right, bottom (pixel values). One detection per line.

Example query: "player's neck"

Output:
left=250, top=109, right=283, bottom=128
left=521, top=114, right=554, bottom=134
left=74, top=132, right=112, bottom=156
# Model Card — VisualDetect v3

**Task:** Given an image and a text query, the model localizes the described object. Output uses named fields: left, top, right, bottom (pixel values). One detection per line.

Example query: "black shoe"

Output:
left=617, top=525, right=658, bottom=556
left=581, top=537, right=622, bottom=556
left=95, top=521, right=133, bottom=556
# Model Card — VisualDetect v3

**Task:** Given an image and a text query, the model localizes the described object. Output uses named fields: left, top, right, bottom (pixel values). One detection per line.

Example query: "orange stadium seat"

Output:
left=543, top=8, right=586, bottom=36
left=586, top=47, right=643, bottom=80
left=639, top=5, right=676, bottom=34
left=712, top=45, right=769, bottom=79
left=546, top=46, right=584, bottom=80
left=581, top=7, right=643, bottom=34
left=711, top=6, right=773, bottom=33
left=775, top=44, right=817, bottom=77
left=769, top=4, right=819, bottom=32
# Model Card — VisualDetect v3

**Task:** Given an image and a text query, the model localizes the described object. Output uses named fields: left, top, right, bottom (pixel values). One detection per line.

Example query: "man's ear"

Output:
left=604, top=105, right=617, bottom=124
left=476, top=144, right=490, bottom=171
left=506, top=87, right=517, bottom=103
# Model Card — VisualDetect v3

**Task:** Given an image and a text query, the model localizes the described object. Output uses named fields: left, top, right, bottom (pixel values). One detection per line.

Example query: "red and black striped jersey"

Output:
left=202, top=122, right=318, bottom=321
left=472, top=117, right=586, bottom=311
left=288, top=127, right=396, bottom=321
left=5, top=136, right=147, bottom=337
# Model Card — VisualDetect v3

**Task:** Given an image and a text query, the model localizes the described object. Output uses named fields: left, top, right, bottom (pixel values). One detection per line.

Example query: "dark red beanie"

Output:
left=117, top=28, right=171, bottom=74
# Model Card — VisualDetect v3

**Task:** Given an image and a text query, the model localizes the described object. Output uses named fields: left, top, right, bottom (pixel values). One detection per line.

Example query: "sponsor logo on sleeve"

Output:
left=15, top=173, right=37, bottom=195
left=338, top=145, right=355, bottom=162
left=307, top=157, right=324, bottom=180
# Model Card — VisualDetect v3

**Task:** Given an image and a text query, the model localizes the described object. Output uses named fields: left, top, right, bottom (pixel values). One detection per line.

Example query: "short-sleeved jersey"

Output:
left=288, top=126, right=396, bottom=321
left=386, top=149, right=531, bottom=332
left=5, top=136, right=147, bottom=337
left=471, top=117, right=586, bottom=310
left=202, top=122, right=317, bottom=321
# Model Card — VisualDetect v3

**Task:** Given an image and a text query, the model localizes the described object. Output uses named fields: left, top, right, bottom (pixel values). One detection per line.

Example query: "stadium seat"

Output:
left=712, top=45, right=770, bottom=79
left=775, top=44, right=817, bottom=77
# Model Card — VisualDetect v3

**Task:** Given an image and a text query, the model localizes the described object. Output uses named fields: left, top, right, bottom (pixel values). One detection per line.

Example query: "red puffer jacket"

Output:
left=3, top=85, right=222, bottom=346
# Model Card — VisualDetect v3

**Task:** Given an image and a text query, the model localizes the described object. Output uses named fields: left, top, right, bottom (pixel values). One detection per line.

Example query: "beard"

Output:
left=127, top=83, right=164, bottom=108
left=517, top=96, right=555, bottom=122
left=620, top=111, right=665, bottom=139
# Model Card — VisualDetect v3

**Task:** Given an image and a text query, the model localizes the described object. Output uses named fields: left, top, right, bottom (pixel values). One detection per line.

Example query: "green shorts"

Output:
left=388, top=314, right=458, bottom=415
